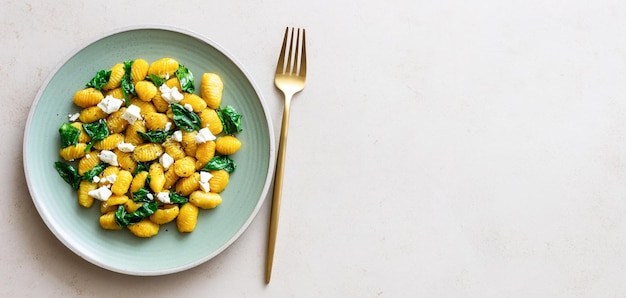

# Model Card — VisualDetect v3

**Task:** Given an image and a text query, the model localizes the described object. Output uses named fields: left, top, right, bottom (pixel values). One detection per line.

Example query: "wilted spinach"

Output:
left=85, top=70, right=111, bottom=91
left=54, top=162, right=81, bottom=190
left=202, top=155, right=237, bottom=173
left=137, top=130, right=173, bottom=143
left=58, top=123, right=81, bottom=148
left=175, top=65, right=195, bottom=93
left=82, top=162, right=107, bottom=182
left=171, top=103, right=201, bottom=132
left=147, top=74, right=165, bottom=87
left=121, top=60, right=136, bottom=106
left=82, top=119, right=109, bottom=151
left=169, top=192, right=188, bottom=204
left=217, top=105, right=242, bottom=135
left=114, top=202, right=159, bottom=227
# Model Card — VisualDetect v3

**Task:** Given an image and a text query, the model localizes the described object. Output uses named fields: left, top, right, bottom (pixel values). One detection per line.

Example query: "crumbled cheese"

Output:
left=97, top=95, right=124, bottom=114
left=200, top=171, right=212, bottom=183
left=92, top=176, right=100, bottom=183
left=159, top=153, right=174, bottom=170
left=85, top=154, right=90, bottom=159
left=117, top=142, right=136, bottom=153
left=164, top=122, right=172, bottom=131
left=147, top=193, right=154, bottom=200
left=172, top=130, right=183, bottom=142
left=99, top=150, right=119, bottom=166
left=68, top=113, right=80, bottom=121
left=184, top=103, right=193, bottom=111
left=88, top=186, right=112, bottom=202
left=156, top=192, right=172, bottom=204
left=159, top=84, right=184, bottom=104
left=121, top=104, right=142, bottom=124
left=194, top=127, right=216, bottom=144
left=104, top=174, right=117, bottom=184
left=199, top=171, right=213, bottom=192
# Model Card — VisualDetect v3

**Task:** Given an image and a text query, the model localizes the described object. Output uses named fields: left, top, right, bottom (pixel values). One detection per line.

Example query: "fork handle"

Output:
left=265, top=93, right=293, bottom=284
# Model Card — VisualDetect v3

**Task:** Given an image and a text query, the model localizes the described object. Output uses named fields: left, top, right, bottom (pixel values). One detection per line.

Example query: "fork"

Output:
left=265, top=27, right=307, bottom=284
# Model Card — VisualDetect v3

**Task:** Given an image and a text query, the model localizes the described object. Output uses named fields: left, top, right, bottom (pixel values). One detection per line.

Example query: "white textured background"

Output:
left=4, top=0, right=626, bottom=297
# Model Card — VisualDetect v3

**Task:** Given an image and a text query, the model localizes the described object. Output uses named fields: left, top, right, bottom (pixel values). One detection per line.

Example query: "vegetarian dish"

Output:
left=54, top=57, right=243, bottom=238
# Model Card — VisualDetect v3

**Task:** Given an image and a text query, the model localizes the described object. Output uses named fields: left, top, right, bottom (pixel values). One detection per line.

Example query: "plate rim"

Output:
left=23, top=24, right=276, bottom=275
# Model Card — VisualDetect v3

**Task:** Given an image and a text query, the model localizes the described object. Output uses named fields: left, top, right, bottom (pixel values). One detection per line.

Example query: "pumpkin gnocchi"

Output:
left=54, top=58, right=243, bottom=238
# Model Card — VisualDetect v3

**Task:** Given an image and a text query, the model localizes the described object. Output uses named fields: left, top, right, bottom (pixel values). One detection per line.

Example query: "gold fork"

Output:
left=265, top=27, right=307, bottom=284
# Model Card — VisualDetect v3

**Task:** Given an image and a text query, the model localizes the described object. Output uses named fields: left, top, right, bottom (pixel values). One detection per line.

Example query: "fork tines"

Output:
left=277, top=27, right=306, bottom=77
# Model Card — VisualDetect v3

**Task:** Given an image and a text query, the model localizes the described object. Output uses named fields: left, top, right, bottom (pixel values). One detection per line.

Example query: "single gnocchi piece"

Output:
left=106, top=108, right=129, bottom=134
left=174, top=156, right=196, bottom=178
left=103, top=63, right=125, bottom=90
left=195, top=141, right=215, bottom=169
left=73, top=88, right=104, bottom=108
left=77, top=151, right=100, bottom=175
left=176, top=203, right=199, bottom=233
left=149, top=162, right=166, bottom=193
left=99, top=211, right=122, bottom=230
left=115, top=149, right=137, bottom=173
left=209, top=169, right=229, bottom=193
left=163, top=139, right=186, bottom=160
left=125, top=120, right=147, bottom=145
left=175, top=172, right=200, bottom=196
left=180, top=93, right=207, bottom=112
left=199, top=108, right=223, bottom=135
left=144, top=112, right=170, bottom=131
left=135, top=80, right=157, bottom=101
left=131, top=59, right=149, bottom=83
left=189, top=191, right=222, bottom=209
left=111, top=170, right=133, bottom=195
left=93, top=133, right=124, bottom=151
left=133, top=143, right=164, bottom=162
left=148, top=57, right=179, bottom=79
left=163, top=166, right=179, bottom=190
left=59, top=143, right=88, bottom=161
left=215, top=136, right=242, bottom=155
left=149, top=205, right=180, bottom=224
left=200, top=73, right=223, bottom=109
left=127, top=218, right=160, bottom=238
left=100, top=195, right=129, bottom=214
left=77, top=180, right=97, bottom=208
left=130, top=171, right=149, bottom=197
left=79, top=106, right=108, bottom=123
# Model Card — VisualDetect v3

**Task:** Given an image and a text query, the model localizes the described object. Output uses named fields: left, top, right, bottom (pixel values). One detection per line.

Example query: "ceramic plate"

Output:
left=23, top=26, right=275, bottom=275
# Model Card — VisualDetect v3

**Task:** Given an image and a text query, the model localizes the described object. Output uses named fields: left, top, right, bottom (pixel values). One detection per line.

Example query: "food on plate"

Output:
left=54, top=58, right=243, bottom=237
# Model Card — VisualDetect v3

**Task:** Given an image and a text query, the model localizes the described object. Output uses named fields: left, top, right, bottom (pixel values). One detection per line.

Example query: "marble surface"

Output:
left=4, top=0, right=626, bottom=296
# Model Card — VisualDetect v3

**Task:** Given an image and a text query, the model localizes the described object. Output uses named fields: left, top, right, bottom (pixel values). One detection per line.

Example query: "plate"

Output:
left=23, top=26, right=275, bottom=275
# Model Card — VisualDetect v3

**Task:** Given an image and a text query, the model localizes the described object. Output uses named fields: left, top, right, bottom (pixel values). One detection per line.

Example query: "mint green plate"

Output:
left=23, top=26, right=275, bottom=275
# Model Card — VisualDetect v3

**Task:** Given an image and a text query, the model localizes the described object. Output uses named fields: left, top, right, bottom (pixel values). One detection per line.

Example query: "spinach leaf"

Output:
left=85, top=70, right=112, bottom=91
left=121, top=60, right=136, bottom=106
left=137, top=130, right=173, bottom=143
left=217, top=105, right=243, bottom=135
left=169, top=192, right=188, bottom=204
left=132, top=188, right=153, bottom=203
left=147, top=74, right=165, bottom=87
left=135, top=161, right=150, bottom=174
left=175, top=65, right=195, bottom=93
left=82, top=119, right=109, bottom=151
left=171, top=103, right=201, bottom=132
left=115, top=202, right=159, bottom=227
left=202, top=155, right=237, bottom=173
left=54, top=162, right=81, bottom=190
left=82, top=162, right=107, bottom=182
left=58, top=123, right=81, bottom=148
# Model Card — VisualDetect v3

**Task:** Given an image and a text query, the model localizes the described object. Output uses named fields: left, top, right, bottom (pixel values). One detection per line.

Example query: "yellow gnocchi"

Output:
left=54, top=58, right=243, bottom=238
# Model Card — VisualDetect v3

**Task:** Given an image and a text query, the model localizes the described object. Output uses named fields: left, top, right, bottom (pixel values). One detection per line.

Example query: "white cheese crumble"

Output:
left=147, top=193, right=154, bottom=200
left=117, top=142, right=136, bottom=153
left=164, top=122, right=172, bottom=131
left=156, top=192, right=172, bottom=204
left=104, top=174, right=117, bottom=184
left=121, top=104, right=142, bottom=124
left=92, top=176, right=100, bottom=183
left=194, top=127, right=216, bottom=144
left=172, top=130, right=183, bottom=142
left=68, top=113, right=80, bottom=121
left=97, top=95, right=124, bottom=114
left=98, top=150, right=119, bottom=166
left=199, top=171, right=213, bottom=192
left=159, top=153, right=174, bottom=170
left=159, top=84, right=184, bottom=104
left=88, top=186, right=112, bottom=201
left=184, top=103, right=193, bottom=111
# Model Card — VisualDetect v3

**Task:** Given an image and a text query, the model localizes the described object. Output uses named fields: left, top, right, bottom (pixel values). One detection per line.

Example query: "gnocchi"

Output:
left=54, top=58, right=243, bottom=238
